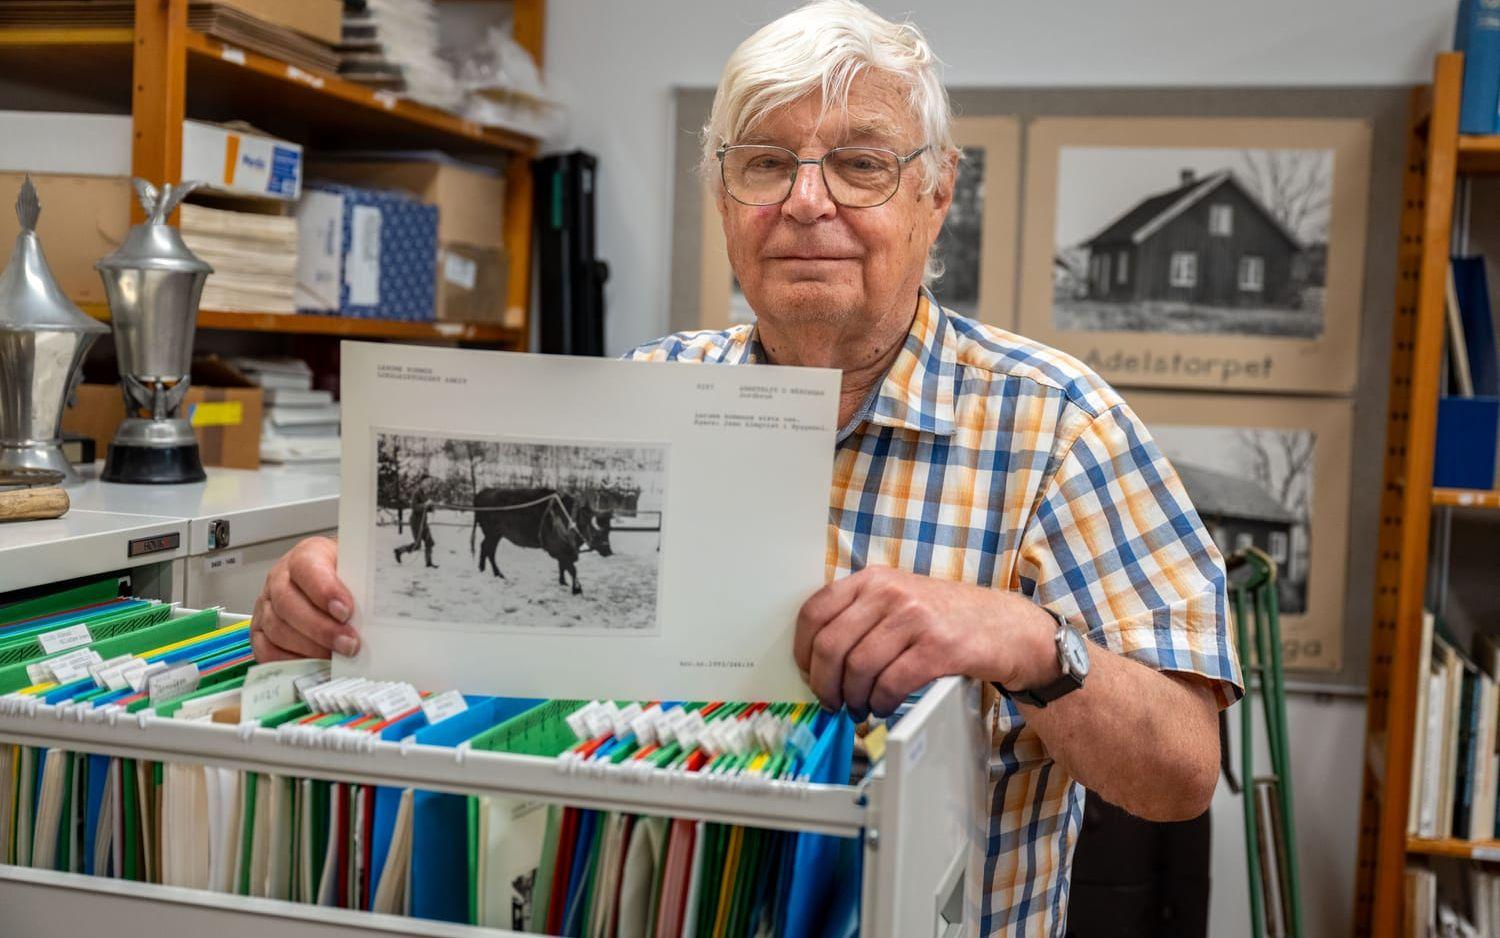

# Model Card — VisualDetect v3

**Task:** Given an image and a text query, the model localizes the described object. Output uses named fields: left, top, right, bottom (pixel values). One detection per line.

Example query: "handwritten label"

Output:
left=27, top=648, right=101, bottom=685
left=38, top=624, right=92, bottom=655
left=176, top=688, right=242, bottom=721
left=419, top=690, right=467, bottom=724
left=89, top=654, right=135, bottom=687
left=285, top=66, right=325, bottom=88
left=147, top=662, right=200, bottom=706
left=241, top=659, right=329, bottom=721
left=294, top=669, right=333, bottom=706
left=205, top=551, right=242, bottom=573
left=122, top=660, right=165, bottom=693
left=368, top=683, right=421, bottom=720
left=220, top=45, right=246, bottom=65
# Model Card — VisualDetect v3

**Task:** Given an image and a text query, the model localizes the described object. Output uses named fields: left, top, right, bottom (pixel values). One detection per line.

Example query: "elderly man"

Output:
left=252, top=1, right=1241, bottom=933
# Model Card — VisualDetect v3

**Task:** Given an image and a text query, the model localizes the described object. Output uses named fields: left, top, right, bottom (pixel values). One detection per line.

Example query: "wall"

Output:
left=544, top=2, right=1453, bottom=934
left=545, top=0, right=1452, bottom=355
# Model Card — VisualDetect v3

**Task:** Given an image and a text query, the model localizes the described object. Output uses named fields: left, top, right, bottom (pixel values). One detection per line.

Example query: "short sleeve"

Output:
left=1017, top=402, right=1244, bottom=709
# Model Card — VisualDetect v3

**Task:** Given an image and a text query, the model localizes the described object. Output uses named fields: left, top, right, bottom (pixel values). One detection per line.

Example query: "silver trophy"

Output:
left=0, top=177, right=110, bottom=486
left=99, top=179, right=213, bottom=484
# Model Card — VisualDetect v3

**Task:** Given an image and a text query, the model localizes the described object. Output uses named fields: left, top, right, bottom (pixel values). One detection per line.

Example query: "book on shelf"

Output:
left=1409, top=615, right=1500, bottom=843
left=1456, top=0, right=1500, bottom=135
left=1452, top=257, right=1499, bottom=398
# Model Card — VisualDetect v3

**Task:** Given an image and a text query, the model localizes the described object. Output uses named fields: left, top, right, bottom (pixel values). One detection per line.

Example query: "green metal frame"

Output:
left=1228, top=546, right=1303, bottom=938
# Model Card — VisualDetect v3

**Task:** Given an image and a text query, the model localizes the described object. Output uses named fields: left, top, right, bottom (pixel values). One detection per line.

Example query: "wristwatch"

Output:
left=995, top=609, right=1090, bottom=708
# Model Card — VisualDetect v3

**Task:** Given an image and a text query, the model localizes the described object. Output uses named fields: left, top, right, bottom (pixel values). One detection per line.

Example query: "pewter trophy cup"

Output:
left=0, top=177, right=110, bottom=486
left=99, top=179, right=212, bottom=484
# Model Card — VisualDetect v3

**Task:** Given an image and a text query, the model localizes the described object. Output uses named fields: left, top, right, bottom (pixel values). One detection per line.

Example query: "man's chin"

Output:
left=749, top=283, right=863, bottom=322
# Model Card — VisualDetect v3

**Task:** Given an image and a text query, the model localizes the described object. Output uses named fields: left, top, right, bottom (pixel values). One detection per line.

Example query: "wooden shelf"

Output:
left=83, top=305, right=522, bottom=346
left=1433, top=487, right=1500, bottom=509
left=183, top=31, right=537, bottom=157
left=194, top=310, right=523, bottom=344
left=0, top=27, right=538, bottom=157
left=1458, top=135, right=1500, bottom=173
left=1408, top=836, right=1500, bottom=861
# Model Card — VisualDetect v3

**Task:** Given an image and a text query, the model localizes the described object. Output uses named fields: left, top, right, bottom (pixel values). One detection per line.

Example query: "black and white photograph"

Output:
left=1018, top=117, right=1371, bottom=393
left=371, top=431, right=667, bottom=633
left=1151, top=422, right=1316, bottom=615
left=1126, top=390, right=1354, bottom=672
left=1052, top=145, right=1333, bottom=338
left=930, top=145, right=986, bottom=316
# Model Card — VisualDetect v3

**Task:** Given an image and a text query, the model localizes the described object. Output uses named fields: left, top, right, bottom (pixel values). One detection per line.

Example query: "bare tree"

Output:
left=1233, top=429, right=1314, bottom=515
left=1237, top=150, right=1332, bottom=245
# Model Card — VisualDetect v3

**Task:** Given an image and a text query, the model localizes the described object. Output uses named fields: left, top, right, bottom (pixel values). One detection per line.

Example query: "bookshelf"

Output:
left=1354, top=52, right=1500, bottom=934
left=0, top=0, right=545, bottom=349
left=1432, top=487, right=1500, bottom=510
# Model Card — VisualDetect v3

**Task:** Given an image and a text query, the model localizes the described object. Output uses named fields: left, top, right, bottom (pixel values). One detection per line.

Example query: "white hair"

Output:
left=702, top=0, right=958, bottom=281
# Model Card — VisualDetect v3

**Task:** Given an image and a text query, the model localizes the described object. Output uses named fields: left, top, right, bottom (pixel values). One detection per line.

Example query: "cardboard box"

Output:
left=215, top=0, right=343, bottom=45
left=307, top=156, right=505, bottom=249
left=436, top=243, right=510, bottom=324
left=295, top=184, right=438, bottom=320
left=64, top=379, right=264, bottom=471
left=0, top=172, right=131, bottom=306
left=182, top=121, right=303, bottom=201
left=0, top=112, right=302, bottom=201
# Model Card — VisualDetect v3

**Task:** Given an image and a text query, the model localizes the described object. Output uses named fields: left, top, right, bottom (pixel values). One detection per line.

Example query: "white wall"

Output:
left=544, top=1, right=1448, bottom=933
left=545, top=0, right=1452, bottom=355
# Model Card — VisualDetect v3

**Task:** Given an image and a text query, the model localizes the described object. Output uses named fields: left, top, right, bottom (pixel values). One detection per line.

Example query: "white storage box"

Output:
left=0, top=112, right=302, bottom=201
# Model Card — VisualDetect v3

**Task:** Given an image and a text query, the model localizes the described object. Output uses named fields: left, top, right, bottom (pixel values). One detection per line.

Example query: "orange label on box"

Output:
left=190, top=401, right=243, bottom=427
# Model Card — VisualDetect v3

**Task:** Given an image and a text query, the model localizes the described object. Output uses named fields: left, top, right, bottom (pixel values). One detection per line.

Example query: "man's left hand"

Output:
left=794, top=566, right=1058, bottom=719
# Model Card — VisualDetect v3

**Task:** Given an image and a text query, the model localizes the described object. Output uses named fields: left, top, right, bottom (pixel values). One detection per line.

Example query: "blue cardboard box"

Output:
left=294, top=183, right=438, bottom=320
left=1435, top=395, right=1500, bottom=489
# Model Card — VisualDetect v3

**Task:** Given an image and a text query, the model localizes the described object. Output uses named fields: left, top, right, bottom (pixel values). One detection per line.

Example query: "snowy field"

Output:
left=371, top=510, right=661, bottom=632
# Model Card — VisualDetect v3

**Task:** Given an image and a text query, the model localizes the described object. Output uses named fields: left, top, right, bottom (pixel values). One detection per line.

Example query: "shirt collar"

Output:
left=740, top=289, right=959, bottom=438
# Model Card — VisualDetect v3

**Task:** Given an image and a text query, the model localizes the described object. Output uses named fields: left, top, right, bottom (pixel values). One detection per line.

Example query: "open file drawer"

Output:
left=0, top=609, right=988, bottom=938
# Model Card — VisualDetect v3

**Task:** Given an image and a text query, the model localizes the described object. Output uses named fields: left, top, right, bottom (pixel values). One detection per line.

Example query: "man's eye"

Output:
left=749, top=157, right=790, bottom=171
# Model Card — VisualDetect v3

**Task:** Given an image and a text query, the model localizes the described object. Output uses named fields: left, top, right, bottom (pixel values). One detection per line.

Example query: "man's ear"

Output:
left=931, top=148, right=960, bottom=215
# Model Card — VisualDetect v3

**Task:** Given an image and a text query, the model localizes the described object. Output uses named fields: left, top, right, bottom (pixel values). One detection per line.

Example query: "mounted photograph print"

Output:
left=336, top=341, right=839, bottom=702
left=698, top=116, right=1020, bottom=330
left=1125, top=391, right=1354, bottom=672
left=1019, top=118, right=1371, bottom=392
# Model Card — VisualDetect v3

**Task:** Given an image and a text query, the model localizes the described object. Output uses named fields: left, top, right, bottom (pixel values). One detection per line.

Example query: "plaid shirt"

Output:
left=628, top=292, right=1243, bottom=937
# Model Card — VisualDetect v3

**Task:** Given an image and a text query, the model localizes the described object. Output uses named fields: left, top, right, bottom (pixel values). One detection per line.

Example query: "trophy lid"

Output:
left=96, top=179, right=213, bottom=275
left=0, top=177, right=110, bottom=335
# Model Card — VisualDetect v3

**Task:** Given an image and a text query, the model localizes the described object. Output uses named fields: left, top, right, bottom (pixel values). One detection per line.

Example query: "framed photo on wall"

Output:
left=697, top=116, right=1020, bottom=330
left=1124, top=390, right=1355, bottom=672
left=1018, top=117, right=1372, bottom=393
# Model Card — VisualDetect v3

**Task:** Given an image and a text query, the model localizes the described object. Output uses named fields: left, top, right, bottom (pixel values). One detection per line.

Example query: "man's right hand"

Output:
left=251, top=536, right=360, bottom=662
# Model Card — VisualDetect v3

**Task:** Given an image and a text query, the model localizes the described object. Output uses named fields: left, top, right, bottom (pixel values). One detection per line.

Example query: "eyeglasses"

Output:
left=716, top=144, right=927, bottom=208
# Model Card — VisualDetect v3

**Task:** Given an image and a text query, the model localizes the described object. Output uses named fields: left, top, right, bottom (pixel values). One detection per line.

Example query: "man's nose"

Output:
left=781, top=160, right=836, bottom=223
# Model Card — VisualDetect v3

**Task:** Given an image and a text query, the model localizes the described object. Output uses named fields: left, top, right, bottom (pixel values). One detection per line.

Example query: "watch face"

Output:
left=1061, top=628, right=1090, bottom=678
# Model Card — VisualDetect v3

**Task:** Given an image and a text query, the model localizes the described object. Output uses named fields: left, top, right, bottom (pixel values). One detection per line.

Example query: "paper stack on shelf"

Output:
left=180, top=203, right=299, bottom=314
left=451, top=27, right=565, bottom=139
left=226, top=357, right=339, bottom=464
left=0, top=2, right=341, bottom=73
left=340, top=0, right=461, bottom=111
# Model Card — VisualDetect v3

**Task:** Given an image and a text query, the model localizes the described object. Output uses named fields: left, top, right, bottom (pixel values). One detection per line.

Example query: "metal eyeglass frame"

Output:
left=715, top=144, right=928, bottom=208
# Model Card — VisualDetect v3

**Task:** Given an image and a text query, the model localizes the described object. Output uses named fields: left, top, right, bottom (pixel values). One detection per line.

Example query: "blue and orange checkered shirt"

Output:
left=629, top=291, right=1243, bottom=937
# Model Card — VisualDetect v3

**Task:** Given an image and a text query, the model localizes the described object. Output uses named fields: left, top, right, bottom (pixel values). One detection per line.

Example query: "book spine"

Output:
left=1459, top=0, right=1500, bottom=134
left=1456, top=670, right=1482, bottom=837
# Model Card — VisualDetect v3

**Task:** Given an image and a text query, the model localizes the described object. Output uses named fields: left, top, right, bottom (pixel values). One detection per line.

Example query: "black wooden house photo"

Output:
left=1051, top=148, right=1333, bottom=339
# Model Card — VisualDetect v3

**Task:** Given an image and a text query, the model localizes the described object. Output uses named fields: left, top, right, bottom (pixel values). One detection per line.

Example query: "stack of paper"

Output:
left=0, top=3, right=340, bottom=72
left=340, top=0, right=461, bottom=111
left=181, top=204, right=299, bottom=314
left=224, top=357, right=339, bottom=465
left=226, top=355, right=314, bottom=391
